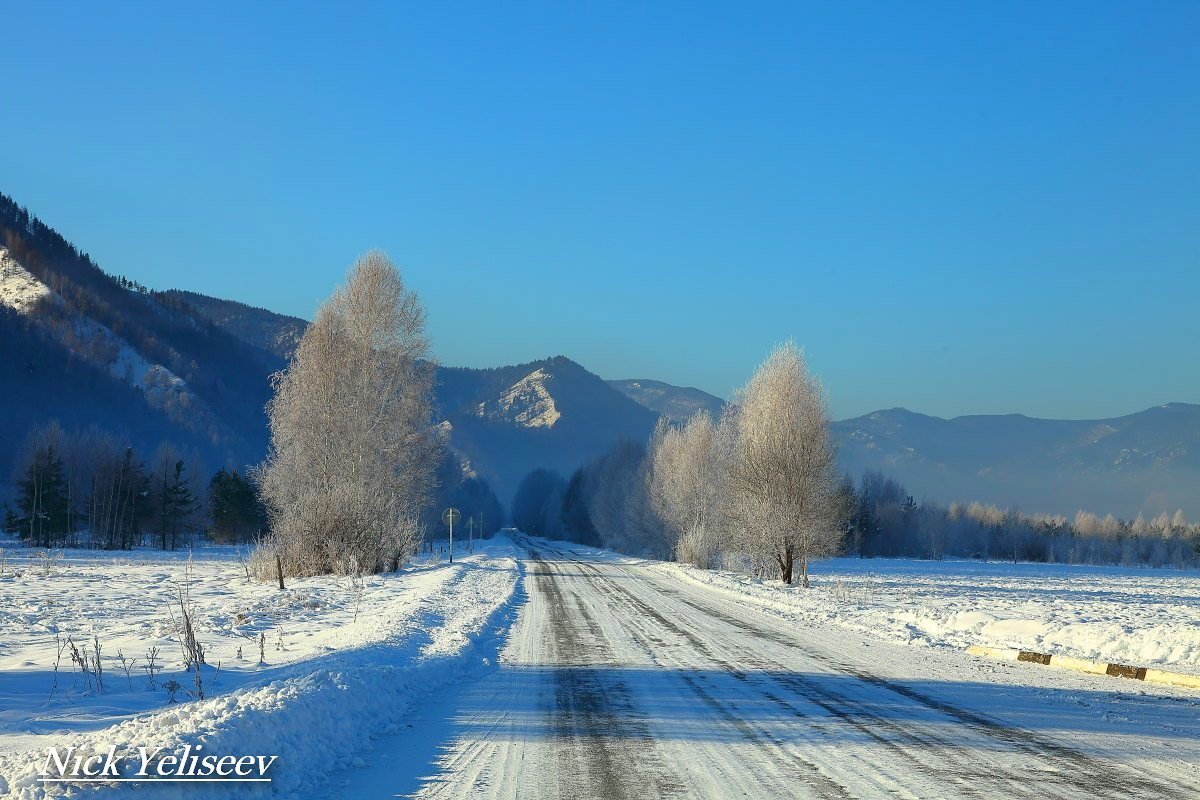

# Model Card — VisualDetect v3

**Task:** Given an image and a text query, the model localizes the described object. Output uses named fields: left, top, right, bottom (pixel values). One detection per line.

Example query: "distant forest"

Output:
left=515, top=436, right=1200, bottom=572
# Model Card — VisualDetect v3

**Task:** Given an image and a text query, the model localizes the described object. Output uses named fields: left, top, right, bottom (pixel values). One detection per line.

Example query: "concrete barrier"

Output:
left=1048, top=654, right=1109, bottom=676
left=966, top=644, right=1019, bottom=661
left=966, top=645, right=1198, bottom=690
left=1143, top=668, right=1200, bottom=690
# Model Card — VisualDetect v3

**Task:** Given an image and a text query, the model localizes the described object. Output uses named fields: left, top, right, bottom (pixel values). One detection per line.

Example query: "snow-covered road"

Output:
left=376, top=537, right=1200, bottom=800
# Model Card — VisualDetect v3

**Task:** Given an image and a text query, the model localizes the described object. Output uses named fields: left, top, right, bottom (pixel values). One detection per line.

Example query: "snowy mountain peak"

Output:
left=475, top=368, right=562, bottom=428
left=0, top=247, right=52, bottom=313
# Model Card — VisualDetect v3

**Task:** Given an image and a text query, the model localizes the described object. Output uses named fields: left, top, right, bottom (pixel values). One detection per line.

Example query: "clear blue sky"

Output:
left=3, top=2, right=1197, bottom=419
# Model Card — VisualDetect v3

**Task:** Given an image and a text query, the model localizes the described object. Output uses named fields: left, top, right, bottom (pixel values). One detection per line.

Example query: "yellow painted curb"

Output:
left=966, top=644, right=1019, bottom=661
left=1144, top=668, right=1200, bottom=690
left=1047, top=654, right=1108, bottom=676
left=967, top=645, right=1199, bottom=691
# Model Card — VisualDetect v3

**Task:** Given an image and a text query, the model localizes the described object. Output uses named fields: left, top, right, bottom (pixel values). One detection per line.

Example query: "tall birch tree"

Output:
left=649, top=412, right=727, bottom=567
left=258, top=252, right=438, bottom=576
left=726, top=341, right=841, bottom=586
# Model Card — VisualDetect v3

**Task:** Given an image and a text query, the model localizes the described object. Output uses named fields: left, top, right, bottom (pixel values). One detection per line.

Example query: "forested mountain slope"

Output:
left=161, top=289, right=307, bottom=360
left=436, top=357, right=661, bottom=501
left=608, top=378, right=726, bottom=423
left=0, top=193, right=278, bottom=486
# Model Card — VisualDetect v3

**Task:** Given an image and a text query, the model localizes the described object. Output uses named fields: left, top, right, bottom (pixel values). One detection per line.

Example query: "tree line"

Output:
left=514, top=342, right=1200, bottom=581
left=515, top=342, right=844, bottom=585
left=842, top=470, right=1199, bottom=568
left=3, top=421, right=266, bottom=549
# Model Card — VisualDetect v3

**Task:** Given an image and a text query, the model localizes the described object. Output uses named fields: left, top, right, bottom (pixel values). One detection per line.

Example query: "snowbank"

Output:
left=643, top=556, right=1200, bottom=677
left=0, top=537, right=522, bottom=798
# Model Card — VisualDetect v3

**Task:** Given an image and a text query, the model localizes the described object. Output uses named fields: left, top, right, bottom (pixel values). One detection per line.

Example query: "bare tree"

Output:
left=725, top=341, right=841, bottom=586
left=257, top=252, right=439, bottom=577
left=649, top=412, right=727, bottom=567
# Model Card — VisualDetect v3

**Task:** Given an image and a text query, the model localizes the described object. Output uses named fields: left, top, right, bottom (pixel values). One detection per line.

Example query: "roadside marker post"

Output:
left=442, top=507, right=461, bottom=563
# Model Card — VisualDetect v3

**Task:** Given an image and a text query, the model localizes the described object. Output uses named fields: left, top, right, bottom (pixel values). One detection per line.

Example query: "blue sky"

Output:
left=3, top=2, right=1197, bottom=419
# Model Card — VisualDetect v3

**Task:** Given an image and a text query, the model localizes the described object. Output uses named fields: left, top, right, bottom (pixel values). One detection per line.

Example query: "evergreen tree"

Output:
left=14, top=441, right=69, bottom=547
left=560, top=468, right=600, bottom=546
left=209, top=468, right=264, bottom=543
left=160, top=460, right=196, bottom=549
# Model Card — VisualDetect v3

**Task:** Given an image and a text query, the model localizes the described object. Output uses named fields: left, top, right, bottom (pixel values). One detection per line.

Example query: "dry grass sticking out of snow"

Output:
left=0, top=536, right=522, bottom=798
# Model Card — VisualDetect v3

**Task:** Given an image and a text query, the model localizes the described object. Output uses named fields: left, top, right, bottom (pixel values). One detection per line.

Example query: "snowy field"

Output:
left=646, top=555, right=1200, bottom=676
left=2, top=536, right=1199, bottom=798
left=0, top=537, right=522, bottom=798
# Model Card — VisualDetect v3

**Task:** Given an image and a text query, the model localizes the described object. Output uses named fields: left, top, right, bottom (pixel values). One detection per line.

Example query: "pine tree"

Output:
left=15, top=441, right=69, bottom=547
left=163, top=460, right=196, bottom=550
left=209, top=468, right=263, bottom=543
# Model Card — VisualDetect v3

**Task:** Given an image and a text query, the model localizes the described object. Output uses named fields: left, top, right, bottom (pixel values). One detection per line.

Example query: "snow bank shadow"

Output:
left=328, top=557, right=531, bottom=799
left=438, top=663, right=1200, bottom=747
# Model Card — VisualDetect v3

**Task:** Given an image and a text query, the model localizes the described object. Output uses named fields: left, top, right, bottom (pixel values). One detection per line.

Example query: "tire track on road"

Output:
left=534, top=540, right=1189, bottom=800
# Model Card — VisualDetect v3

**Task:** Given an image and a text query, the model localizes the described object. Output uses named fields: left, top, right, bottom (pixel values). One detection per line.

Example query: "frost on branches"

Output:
left=257, top=252, right=439, bottom=578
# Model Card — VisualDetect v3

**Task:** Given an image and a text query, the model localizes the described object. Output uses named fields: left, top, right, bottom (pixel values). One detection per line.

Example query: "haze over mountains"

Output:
left=2, top=191, right=1196, bottom=517
left=833, top=405, right=1199, bottom=519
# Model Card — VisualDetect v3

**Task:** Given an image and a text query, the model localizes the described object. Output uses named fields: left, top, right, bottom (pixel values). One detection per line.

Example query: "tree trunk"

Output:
left=276, top=554, right=285, bottom=590
left=800, top=555, right=809, bottom=588
left=778, top=547, right=794, bottom=585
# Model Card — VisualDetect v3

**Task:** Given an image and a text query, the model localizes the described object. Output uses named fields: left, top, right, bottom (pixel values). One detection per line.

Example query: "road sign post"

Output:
left=442, top=507, right=461, bottom=563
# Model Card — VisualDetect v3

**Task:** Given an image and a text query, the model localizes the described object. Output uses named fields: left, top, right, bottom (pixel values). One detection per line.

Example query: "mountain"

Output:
left=7, top=189, right=1192, bottom=518
left=608, top=378, right=725, bottom=423
left=122, top=284, right=1200, bottom=516
left=435, top=357, right=660, bottom=501
left=162, top=290, right=666, bottom=501
left=161, top=290, right=307, bottom=360
left=0, top=193, right=279, bottom=486
left=832, top=405, right=1200, bottom=517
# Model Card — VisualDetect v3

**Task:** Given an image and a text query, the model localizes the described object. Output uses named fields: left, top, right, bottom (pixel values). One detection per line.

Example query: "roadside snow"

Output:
left=0, top=537, right=521, bottom=798
left=645, top=556, right=1200, bottom=677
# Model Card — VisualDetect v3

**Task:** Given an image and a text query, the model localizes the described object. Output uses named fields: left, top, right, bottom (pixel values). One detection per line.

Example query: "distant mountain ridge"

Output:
left=435, top=356, right=660, bottom=501
left=4, top=190, right=1194, bottom=517
left=833, top=404, right=1200, bottom=517
left=607, top=378, right=725, bottom=423
left=152, top=285, right=1200, bottom=516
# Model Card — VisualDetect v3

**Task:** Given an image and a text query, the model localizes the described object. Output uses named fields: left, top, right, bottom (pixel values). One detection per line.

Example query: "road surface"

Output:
left=368, top=538, right=1200, bottom=799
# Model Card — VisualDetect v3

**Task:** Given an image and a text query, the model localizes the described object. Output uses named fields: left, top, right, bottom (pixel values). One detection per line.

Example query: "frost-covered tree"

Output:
left=726, top=341, right=842, bottom=586
left=258, top=252, right=438, bottom=576
left=587, top=440, right=668, bottom=557
left=649, top=412, right=727, bottom=567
